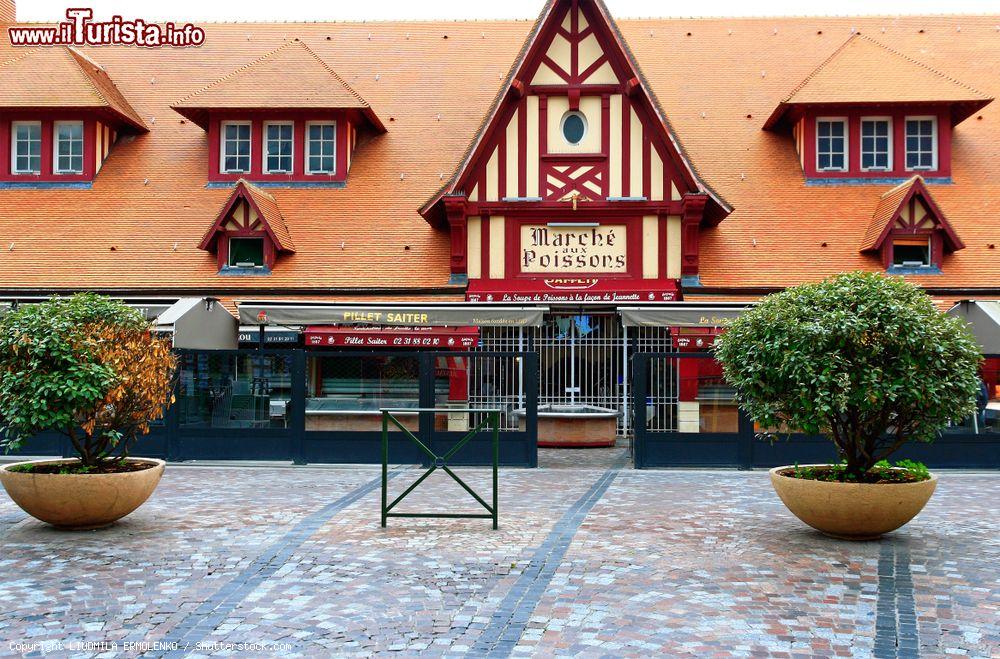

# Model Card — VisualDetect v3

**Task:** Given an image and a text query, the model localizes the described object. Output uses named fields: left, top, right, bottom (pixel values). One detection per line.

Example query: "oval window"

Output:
left=561, top=111, right=587, bottom=145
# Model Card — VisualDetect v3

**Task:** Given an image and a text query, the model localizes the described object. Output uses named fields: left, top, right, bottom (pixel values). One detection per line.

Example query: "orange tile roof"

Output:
left=765, top=33, right=992, bottom=128
left=861, top=178, right=917, bottom=251
left=0, top=46, right=146, bottom=130
left=200, top=180, right=296, bottom=253
left=171, top=39, right=382, bottom=131
left=0, top=13, right=998, bottom=298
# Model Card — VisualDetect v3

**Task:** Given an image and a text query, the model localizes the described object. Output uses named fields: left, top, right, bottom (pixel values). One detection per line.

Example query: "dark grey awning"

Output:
left=237, top=302, right=548, bottom=328
left=155, top=298, right=238, bottom=350
left=948, top=301, right=1000, bottom=354
left=620, top=304, right=752, bottom=328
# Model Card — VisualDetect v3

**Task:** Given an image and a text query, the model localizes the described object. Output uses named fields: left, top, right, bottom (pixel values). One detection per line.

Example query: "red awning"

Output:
left=304, top=326, right=480, bottom=349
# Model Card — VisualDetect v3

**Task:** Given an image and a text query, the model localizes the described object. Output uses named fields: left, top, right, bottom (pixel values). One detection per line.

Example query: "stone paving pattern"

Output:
left=0, top=454, right=996, bottom=658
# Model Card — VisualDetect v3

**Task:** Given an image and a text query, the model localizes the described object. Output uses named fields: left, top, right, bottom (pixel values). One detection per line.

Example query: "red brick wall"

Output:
left=0, top=0, right=14, bottom=22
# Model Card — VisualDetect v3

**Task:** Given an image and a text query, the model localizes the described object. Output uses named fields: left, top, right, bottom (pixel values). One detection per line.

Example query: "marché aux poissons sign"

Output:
left=521, top=225, right=627, bottom=273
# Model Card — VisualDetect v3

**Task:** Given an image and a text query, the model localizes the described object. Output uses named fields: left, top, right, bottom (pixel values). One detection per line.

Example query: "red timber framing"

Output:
left=862, top=176, right=964, bottom=269
left=199, top=180, right=296, bottom=270
left=790, top=105, right=953, bottom=180
left=205, top=110, right=359, bottom=185
left=0, top=112, right=115, bottom=183
left=421, top=0, right=731, bottom=294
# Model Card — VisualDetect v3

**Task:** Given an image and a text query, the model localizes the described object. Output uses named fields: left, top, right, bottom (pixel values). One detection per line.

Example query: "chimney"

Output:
left=0, top=0, right=14, bottom=23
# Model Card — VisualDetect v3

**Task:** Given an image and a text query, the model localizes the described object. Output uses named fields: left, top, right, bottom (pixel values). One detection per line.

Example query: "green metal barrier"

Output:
left=381, top=408, right=501, bottom=529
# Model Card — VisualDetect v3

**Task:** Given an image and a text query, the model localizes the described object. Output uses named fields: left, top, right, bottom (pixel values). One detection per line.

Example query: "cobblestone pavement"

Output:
left=0, top=459, right=996, bottom=658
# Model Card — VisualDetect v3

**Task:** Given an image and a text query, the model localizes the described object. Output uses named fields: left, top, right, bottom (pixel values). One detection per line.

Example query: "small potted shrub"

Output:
left=0, top=294, right=177, bottom=529
left=714, top=272, right=982, bottom=539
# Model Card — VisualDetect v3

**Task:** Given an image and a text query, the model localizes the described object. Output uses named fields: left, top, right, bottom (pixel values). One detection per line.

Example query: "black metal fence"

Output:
left=632, top=352, right=1000, bottom=470
left=8, top=349, right=539, bottom=467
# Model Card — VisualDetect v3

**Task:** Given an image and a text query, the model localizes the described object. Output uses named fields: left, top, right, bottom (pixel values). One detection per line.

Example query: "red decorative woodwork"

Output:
left=681, top=194, right=708, bottom=276
left=862, top=176, right=963, bottom=269
left=200, top=180, right=295, bottom=270
left=418, top=0, right=731, bottom=298
left=467, top=278, right=678, bottom=303
left=795, top=106, right=953, bottom=180
left=444, top=196, right=468, bottom=275
left=206, top=110, right=356, bottom=184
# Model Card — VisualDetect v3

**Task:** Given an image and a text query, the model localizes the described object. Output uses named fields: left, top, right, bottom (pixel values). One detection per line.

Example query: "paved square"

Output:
left=0, top=456, right=996, bottom=658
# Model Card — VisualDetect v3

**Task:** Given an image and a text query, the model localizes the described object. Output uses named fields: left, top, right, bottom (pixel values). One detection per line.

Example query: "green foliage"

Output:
left=0, top=294, right=169, bottom=467
left=715, top=272, right=982, bottom=478
left=789, top=459, right=931, bottom=483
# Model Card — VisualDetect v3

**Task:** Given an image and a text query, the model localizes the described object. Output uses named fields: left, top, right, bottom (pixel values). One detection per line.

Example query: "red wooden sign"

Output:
left=466, top=278, right=678, bottom=303
left=304, top=326, right=479, bottom=349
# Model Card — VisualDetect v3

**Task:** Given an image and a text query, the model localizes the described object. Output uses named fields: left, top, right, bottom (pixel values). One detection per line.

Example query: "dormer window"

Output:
left=264, top=122, right=294, bottom=174
left=11, top=122, right=41, bottom=175
left=170, top=40, right=384, bottom=186
left=860, top=176, right=964, bottom=273
left=0, top=47, right=146, bottom=186
left=861, top=118, right=892, bottom=171
left=764, top=34, right=992, bottom=183
left=816, top=118, right=847, bottom=172
left=905, top=117, right=937, bottom=171
left=54, top=121, right=84, bottom=175
left=199, top=179, right=295, bottom=274
left=221, top=122, right=252, bottom=174
left=306, top=122, right=336, bottom=175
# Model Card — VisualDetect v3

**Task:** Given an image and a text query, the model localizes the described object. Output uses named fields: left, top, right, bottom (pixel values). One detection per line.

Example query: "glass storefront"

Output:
left=305, top=355, right=425, bottom=431
left=643, top=355, right=739, bottom=434
left=945, top=356, right=1000, bottom=435
left=178, top=353, right=291, bottom=429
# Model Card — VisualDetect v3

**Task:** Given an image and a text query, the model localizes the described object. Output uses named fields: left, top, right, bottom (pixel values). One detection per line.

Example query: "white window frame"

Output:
left=859, top=116, right=893, bottom=172
left=904, top=115, right=938, bottom=172
left=560, top=110, right=588, bottom=146
left=10, top=121, right=42, bottom=175
left=220, top=121, right=252, bottom=174
left=815, top=117, right=849, bottom=172
left=263, top=121, right=294, bottom=174
left=305, top=121, right=337, bottom=176
left=53, top=120, right=85, bottom=175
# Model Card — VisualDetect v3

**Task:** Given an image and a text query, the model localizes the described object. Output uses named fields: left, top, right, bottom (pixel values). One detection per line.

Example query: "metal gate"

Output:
left=478, top=315, right=672, bottom=438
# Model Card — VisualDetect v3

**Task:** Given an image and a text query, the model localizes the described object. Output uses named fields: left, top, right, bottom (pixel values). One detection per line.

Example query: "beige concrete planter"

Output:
left=769, top=465, right=937, bottom=540
left=0, top=458, right=165, bottom=530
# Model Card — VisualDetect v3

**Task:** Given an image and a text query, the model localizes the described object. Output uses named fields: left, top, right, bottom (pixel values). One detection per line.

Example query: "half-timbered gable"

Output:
left=422, top=0, right=731, bottom=302
left=861, top=176, right=963, bottom=272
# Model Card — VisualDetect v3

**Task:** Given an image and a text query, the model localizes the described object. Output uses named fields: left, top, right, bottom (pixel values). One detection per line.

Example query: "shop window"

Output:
left=11, top=121, right=41, bottom=175
left=905, top=117, right=937, bottom=171
left=891, top=238, right=931, bottom=268
left=860, top=118, right=891, bottom=171
left=264, top=122, right=294, bottom=174
left=177, top=353, right=291, bottom=429
left=221, top=121, right=252, bottom=174
left=305, top=355, right=420, bottom=432
left=53, top=121, right=84, bottom=174
left=560, top=111, right=587, bottom=146
left=816, top=118, right=847, bottom=171
left=306, top=122, right=336, bottom=175
left=943, top=357, right=1000, bottom=435
left=228, top=237, right=265, bottom=268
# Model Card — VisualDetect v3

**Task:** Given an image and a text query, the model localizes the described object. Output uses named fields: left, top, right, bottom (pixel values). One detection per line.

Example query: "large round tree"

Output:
left=0, top=294, right=177, bottom=470
left=714, top=272, right=982, bottom=479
